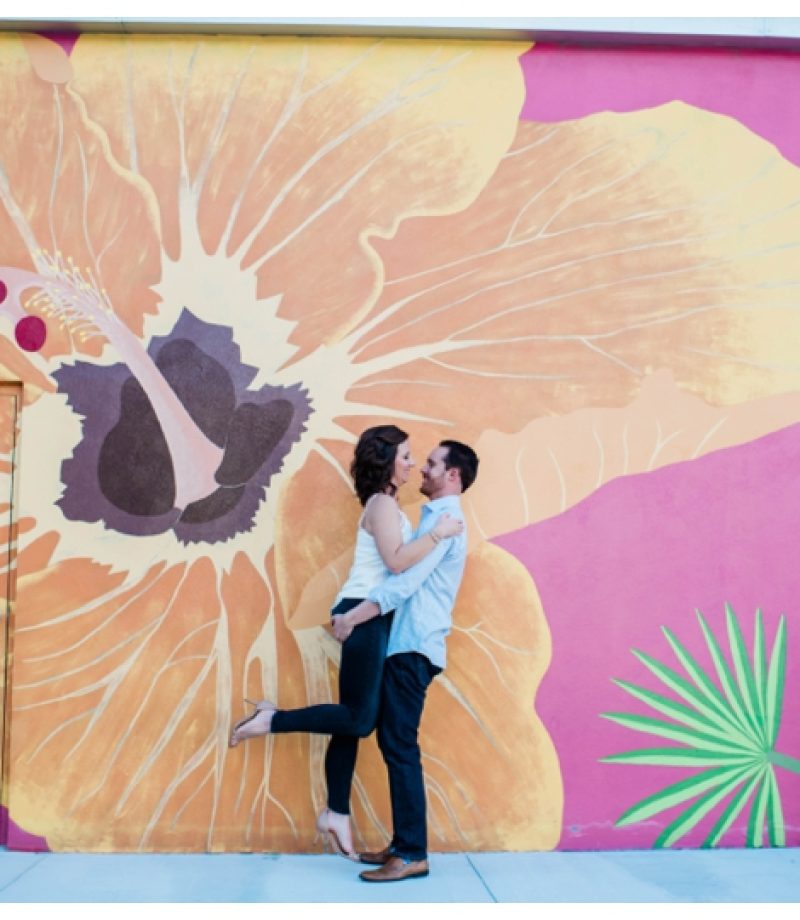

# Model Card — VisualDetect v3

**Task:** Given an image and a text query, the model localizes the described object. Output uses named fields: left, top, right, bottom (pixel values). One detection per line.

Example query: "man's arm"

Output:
left=331, top=535, right=452, bottom=642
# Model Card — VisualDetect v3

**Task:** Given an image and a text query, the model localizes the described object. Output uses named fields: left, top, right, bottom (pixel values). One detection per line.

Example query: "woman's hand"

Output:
left=332, top=612, right=355, bottom=643
left=433, top=512, right=464, bottom=541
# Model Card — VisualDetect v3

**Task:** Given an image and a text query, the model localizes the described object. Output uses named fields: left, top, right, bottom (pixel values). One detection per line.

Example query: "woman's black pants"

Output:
left=269, top=598, right=392, bottom=815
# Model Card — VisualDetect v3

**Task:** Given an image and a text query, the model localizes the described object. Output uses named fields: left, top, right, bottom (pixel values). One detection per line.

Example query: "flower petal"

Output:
left=465, top=370, right=800, bottom=540
left=343, top=105, right=800, bottom=444
left=66, top=36, right=529, bottom=358
left=0, top=34, right=162, bottom=354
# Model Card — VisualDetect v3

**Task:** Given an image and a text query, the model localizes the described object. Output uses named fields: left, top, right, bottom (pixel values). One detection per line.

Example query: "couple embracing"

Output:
left=229, top=425, right=479, bottom=883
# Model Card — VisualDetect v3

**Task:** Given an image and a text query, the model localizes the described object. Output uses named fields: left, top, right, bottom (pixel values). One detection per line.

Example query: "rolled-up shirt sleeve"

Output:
left=367, top=538, right=451, bottom=614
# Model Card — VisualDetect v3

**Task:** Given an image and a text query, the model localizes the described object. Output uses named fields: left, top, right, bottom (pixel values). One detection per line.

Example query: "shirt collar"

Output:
left=421, top=494, right=462, bottom=515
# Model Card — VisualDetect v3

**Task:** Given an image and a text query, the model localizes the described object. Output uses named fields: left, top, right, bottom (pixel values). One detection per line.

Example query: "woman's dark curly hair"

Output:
left=351, top=425, right=409, bottom=506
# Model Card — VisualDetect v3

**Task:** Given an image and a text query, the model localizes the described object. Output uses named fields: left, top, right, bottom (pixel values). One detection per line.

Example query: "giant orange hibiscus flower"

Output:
left=1, top=32, right=799, bottom=853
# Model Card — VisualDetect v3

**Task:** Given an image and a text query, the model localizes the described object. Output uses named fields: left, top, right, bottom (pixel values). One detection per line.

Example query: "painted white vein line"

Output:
left=116, top=625, right=219, bottom=813
left=18, top=570, right=154, bottom=633
left=223, top=51, right=308, bottom=249
left=234, top=587, right=276, bottom=816
left=458, top=630, right=515, bottom=696
left=193, top=49, right=255, bottom=200
left=501, top=126, right=561, bottom=160
left=593, top=424, right=605, bottom=490
left=208, top=569, right=229, bottom=846
left=225, top=41, right=381, bottom=249
left=464, top=500, right=487, bottom=544
left=124, top=39, right=139, bottom=174
left=166, top=45, right=189, bottom=190
left=422, top=750, right=473, bottom=803
left=361, top=242, right=779, bottom=363
left=95, top=220, right=126, bottom=274
left=532, top=165, right=788, bottom=246
left=426, top=356, right=569, bottom=381
left=675, top=278, right=800, bottom=296
left=622, top=422, right=630, bottom=476
left=514, top=445, right=530, bottom=525
left=21, top=571, right=174, bottom=661
left=18, top=617, right=158, bottom=682
left=0, top=158, right=41, bottom=255
left=24, top=709, right=93, bottom=764
left=312, top=441, right=354, bottom=490
left=76, top=137, right=101, bottom=289
left=245, top=84, right=430, bottom=257
left=581, top=337, right=643, bottom=377
left=684, top=346, right=800, bottom=371
left=383, top=148, right=780, bottom=288
left=437, top=672, right=501, bottom=751
left=426, top=779, right=469, bottom=844
left=533, top=136, right=778, bottom=242
left=170, top=765, right=214, bottom=829
left=352, top=774, right=390, bottom=844
left=349, top=377, right=449, bottom=390
left=648, top=420, right=683, bottom=470
left=548, top=446, right=567, bottom=513
left=457, top=621, right=533, bottom=656
left=457, top=227, right=769, bottom=350
left=692, top=416, right=729, bottom=459
left=342, top=396, right=454, bottom=427
left=509, top=126, right=672, bottom=245
left=48, top=85, right=65, bottom=258
left=349, top=268, right=479, bottom=352
left=61, top=574, right=194, bottom=812
left=246, top=49, right=467, bottom=259
left=259, top=122, right=461, bottom=268
left=141, top=731, right=216, bottom=848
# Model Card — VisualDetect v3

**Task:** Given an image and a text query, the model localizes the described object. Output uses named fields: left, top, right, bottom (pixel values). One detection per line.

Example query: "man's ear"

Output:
left=446, top=467, right=460, bottom=484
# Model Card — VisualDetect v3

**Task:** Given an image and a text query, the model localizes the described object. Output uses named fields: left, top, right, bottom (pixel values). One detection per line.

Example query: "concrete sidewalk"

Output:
left=1, top=847, right=799, bottom=902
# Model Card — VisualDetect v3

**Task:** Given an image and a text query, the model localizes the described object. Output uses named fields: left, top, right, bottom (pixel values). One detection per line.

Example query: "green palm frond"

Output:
left=601, top=605, right=798, bottom=849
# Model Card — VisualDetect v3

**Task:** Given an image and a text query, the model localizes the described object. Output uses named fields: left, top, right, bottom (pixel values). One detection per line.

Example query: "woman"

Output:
left=228, top=424, right=462, bottom=859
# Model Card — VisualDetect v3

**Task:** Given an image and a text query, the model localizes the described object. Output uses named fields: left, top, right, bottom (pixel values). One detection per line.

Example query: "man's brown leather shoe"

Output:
left=359, top=846, right=392, bottom=866
left=359, top=856, right=429, bottom=883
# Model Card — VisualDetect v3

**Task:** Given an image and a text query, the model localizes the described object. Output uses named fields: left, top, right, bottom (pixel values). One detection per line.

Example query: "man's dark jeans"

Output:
left=376, top=651, right=442, bottom=862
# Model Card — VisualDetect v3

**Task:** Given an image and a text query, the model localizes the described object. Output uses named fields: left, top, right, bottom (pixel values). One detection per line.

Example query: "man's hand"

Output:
left=332, top=612, right=355, bottom=643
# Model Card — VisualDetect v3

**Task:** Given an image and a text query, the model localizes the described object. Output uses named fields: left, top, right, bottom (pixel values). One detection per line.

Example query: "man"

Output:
left=332, top=439, right=479, bottom=883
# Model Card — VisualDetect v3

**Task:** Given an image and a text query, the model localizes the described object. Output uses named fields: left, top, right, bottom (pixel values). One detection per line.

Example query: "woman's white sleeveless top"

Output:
left=334, top=496, right=413, bottom=605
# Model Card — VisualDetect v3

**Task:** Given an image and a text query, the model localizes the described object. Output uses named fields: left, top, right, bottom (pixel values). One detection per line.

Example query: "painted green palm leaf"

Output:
left=610, top=679, right=756, bottom=747
left=613, top=764, right=757, bottom=827
left=724, top=604, right=766, bottom=745
left=628, top=649, right=757, bottom=748
left=602, top=747, right=756, bottom=768
left=696, top=610, right=758, bottom=740
left=601, top=712, right=758, bottom=754
left=661, top=625, right=749, bottom=735
left=765, top=617, right=788, bottom=748
left=766, top=766, right=786, bottom=847
left=702, top=768, right=766, bottom=848
left=602, top=605, right=798, bottom=849
left=653, top=764, right=759, bottom=849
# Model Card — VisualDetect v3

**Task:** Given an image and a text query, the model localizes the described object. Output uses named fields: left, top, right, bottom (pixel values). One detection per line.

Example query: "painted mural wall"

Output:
left=0, top=31, right=799, bottom=854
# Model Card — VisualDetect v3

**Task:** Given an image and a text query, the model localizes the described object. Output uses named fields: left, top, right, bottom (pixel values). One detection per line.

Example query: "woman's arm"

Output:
left=364, top=493, right=462, bottom=574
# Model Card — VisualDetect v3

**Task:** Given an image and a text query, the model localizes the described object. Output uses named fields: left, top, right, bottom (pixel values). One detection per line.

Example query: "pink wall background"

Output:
left=520, top=44, right=800, bottom=167
left=2, top=32, right=798, bottom=854
left=496, top=422, right=800, bottom=849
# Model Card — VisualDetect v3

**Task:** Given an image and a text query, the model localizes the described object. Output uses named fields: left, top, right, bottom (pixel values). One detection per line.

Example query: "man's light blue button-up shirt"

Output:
left=367, top=494, right=466, bottom=669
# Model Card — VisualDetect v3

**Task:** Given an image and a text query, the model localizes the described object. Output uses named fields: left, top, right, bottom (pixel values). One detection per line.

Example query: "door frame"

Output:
left=0, top=381, right=22, bottom=845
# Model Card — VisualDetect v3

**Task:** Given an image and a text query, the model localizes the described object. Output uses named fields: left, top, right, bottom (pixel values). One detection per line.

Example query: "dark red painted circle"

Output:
left=14, top=315, right=47, bottom=352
